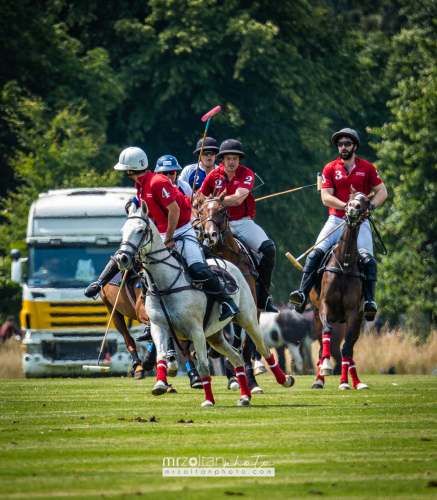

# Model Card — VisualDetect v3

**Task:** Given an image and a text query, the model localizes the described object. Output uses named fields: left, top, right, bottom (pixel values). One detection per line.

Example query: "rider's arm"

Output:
left=321, top=188, right=348, bottom=210
left=371, top=182, right=387, bottom=208
left=224, top=188, right=250, bottom=206
left=165, top=201, right=180, bottom=250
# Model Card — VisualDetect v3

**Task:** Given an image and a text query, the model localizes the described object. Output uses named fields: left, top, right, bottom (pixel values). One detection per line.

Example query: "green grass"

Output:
left=0, top=374, right=436, bottom=500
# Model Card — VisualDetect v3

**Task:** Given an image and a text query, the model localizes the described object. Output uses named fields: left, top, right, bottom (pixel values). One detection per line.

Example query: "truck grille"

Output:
left=49, top=302, right=110, bottom=328
left=42, top=340, right=117, bottom=361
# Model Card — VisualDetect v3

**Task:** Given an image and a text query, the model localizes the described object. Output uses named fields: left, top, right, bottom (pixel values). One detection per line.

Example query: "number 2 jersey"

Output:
left=135, top=170, right=191, bottom=233
left=199, top=164, right=256, bottom=220
left=321, top=157, right=383, bottom=219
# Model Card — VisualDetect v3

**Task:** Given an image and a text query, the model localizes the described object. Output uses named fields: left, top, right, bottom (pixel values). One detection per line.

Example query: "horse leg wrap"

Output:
left=340, top=356, right=351, bottom=385
left=156, top=360, right=167, bottom=383
left=265, top=353, right=286, bottom=385
left=349, top=360, right=361, bottom=388
left=130, top=350, right=141, bottom=370
left=245, top=363, right=258, bottom=391
left=235, top=366, right=251, bottom=398
left=201, top=376, right=215, bottom=405
left=316, top=360, right=325, bottom=385
left=321, top=334, right=331, bottom=360
left=225, top=358, right=235, bottom=380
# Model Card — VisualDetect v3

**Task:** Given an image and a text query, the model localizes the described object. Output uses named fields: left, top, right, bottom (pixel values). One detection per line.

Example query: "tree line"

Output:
left=0, top=0, right=435, bottom=327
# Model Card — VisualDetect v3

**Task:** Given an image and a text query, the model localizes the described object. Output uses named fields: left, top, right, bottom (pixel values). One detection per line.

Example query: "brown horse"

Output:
left=194, top=191, right=266, bottom=393
left=310, top=188, right=370, bottom=390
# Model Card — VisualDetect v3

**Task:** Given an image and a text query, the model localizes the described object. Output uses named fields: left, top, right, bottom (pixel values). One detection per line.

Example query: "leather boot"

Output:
left=84, top=258, right=119, bottom=298
left=136, top=324, right=152, bottom=342
left=289, top=248, right=325, bottom=313
left=257, top=240, right=278, bottom=312
left=361, top=253, right=378, bottom=321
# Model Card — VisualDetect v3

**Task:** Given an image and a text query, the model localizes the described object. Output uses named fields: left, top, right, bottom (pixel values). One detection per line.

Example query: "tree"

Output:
left=369, top=0, right=437, bottom=323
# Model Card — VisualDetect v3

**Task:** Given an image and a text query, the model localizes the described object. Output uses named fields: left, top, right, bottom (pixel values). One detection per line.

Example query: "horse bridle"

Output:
left=199, top=197, right=229, bottom=244
left=344, top=193, right=371, bottom=228
left=115, top=214, right=154, bottom=262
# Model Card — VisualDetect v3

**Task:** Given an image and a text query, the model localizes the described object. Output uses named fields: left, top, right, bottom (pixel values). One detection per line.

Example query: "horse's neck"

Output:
left=143, top=229, right=185, bottom=288
left=335, top=225, right=359, bottom=267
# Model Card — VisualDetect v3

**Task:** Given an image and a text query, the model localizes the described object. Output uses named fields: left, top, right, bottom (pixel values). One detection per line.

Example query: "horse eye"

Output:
left=135, top=228, right=143, bottom=233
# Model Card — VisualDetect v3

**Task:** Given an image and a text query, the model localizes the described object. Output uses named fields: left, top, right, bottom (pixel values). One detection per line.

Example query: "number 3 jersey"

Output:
left=200, top=164, right=256, bottom=220
left=321, top=157, right=383, bottom=218
left=135, top=170, right=191, bottom=232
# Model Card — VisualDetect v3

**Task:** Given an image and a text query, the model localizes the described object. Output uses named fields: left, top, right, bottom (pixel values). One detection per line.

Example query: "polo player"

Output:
left=180, top=136, right=220, bottom=193
left=199, top=139, right=278, bottom=313
left=289, top=128, right=387, bottom=321
left=154, top=154, right=192, bottom=198
left=84, top=147, right=240, bottom=322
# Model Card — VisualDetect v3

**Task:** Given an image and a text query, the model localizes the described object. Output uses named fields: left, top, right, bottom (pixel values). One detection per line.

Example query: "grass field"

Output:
left=0, top=374, right=436, bottom=500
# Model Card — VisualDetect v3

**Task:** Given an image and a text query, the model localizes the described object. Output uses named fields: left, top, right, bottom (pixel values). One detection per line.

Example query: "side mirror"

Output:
left=10, top=249, right=23, bottom=284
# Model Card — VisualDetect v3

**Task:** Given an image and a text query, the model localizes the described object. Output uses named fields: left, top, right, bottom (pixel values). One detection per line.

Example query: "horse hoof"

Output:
left=282, top=375, right=295, bottom=388
left=356, top=383, right=369, bottom=390
left=251, top=386, right=264, bottom=394
left=201, top=400, right=214, bottom=407
left=320, top=358, right=332, bottom=376
left=134, top=368, right=145, bottom=380
left=227, top=377, right=239, bottom=391
left=339, top=383, right=350, bottom=390
left=166, top=385, right=177, bottom=394
left=237, top=396, right=250, bottom=406
left=151, top=381, right=167, bottom=396
left=311, top=380, right=324, bottom=389
left=167, top=360, right=178, bottom=377
left=254, top=360, right=267, bottom=375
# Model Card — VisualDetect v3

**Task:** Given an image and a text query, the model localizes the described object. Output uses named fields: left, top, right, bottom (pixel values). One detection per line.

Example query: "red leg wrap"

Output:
left=265, top=353, right=286, bottom=385
left=201, top=376, right=215, bottom=405
left=234, top=366, right=251, bottom=399
left=349, top=360, right=361, bottom=388
left=321, top=334, right=331, bottom=360
left=156, top=360, right=167, bottom=383
left=316, top=359, right=325, bottom=384
left=340, top=356, right=352, bottom=384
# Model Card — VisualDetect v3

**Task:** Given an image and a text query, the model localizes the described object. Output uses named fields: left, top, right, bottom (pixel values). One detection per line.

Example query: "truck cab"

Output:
left=11, top=187, right=142, bottom=377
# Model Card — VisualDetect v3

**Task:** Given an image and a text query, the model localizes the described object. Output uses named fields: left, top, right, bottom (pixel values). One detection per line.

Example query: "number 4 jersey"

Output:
left=200, top=164, right=256, bottom=220
left=321, top=157, right=383, bottom=218
left=135, top=170, right=191, bottom=232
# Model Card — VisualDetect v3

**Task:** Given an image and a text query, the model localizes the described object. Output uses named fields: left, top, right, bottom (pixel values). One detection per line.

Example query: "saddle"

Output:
left=108, top=269, right=139, bottom=308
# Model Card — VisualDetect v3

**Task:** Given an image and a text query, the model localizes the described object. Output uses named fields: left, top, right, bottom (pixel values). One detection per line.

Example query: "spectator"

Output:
left=0, top=316, right=23, bottom=343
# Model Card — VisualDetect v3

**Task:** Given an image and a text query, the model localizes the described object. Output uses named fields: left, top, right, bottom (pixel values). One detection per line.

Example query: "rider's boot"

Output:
left=188, top=263, right=240, bottom=322
left=289, top=248, right=325, bottom=313
left=84, top=258, right=119, bottom=298
left=136, top=323, right=152, bottom=342
left=257, top=240, right=278, bottom=313
left=361, top=253, right=378, bottom=321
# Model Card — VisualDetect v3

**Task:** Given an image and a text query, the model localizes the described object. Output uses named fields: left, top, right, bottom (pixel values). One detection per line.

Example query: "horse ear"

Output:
left=219, top=189, right=227, bottom=201
left=350, top=186, right=357, bottom=195
left=141, top=199, right=148, bottom=217
left=198, top=192, right=206, bottom=203
left=368, top=191, right=375, bottom=200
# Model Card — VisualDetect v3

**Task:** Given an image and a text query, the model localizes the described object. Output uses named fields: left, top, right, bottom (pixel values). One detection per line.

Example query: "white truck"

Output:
left=10, top=187, right=143, bottom=377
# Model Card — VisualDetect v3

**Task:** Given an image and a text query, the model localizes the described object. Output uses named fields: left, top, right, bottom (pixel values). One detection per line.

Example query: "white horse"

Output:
left=114, top=201, right=294, bottom=407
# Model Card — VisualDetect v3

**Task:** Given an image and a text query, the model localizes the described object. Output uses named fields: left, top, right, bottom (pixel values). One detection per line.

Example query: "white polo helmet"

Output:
left=114, top=147, right=148, bottom=171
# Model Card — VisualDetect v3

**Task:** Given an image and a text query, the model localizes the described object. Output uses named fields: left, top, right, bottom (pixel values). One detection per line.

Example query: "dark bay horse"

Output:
left=194, top=191, right=265, bottom=393
left=310, top=188, right=371, bottom=390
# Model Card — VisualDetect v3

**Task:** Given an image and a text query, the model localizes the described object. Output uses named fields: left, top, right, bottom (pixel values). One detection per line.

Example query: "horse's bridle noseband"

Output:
left=116, top=214, right=153, bottom=261
left=199, top=198, right=229, bottom=244
left=345, top=193, right=371, bottom=228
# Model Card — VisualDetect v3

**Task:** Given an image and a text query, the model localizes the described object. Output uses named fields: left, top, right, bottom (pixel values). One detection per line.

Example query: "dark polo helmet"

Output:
left=193, top=137, right=219, bottom=156
left=217, top=139, right=247, bottom=159
left=331, top=128, right=360, bottom=148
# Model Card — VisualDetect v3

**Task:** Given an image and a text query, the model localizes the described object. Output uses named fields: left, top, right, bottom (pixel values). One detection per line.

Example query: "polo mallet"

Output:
left=190, top=106, right=221, bottom=203
left=83, top=269, right=129, bottom=372
left=285, top=221, right=346, bottom=271
left=254, top=172, right=323, bottom=202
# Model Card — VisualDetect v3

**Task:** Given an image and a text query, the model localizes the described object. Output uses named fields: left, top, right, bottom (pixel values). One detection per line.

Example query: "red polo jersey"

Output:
left=321, top=157, right=383, bottom=218
left=135, top=171, right=191, bottom=232
left=199, top=164, right=256, bottom=220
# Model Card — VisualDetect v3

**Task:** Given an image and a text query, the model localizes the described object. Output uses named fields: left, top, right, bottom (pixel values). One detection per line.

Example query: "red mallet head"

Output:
left=202, top=106, right=221, bottom=122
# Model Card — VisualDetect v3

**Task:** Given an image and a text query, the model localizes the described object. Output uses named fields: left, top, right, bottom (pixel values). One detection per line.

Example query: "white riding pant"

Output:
left=159, top=222, right=204, bottom=267
left=315, top=215, right=373, bottom=256
left=229, top=218, right=269, bottom=251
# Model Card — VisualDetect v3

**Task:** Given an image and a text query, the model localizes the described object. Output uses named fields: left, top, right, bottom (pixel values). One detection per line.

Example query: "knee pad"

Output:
left=259, top=240, right=276, bottom=270
left=360, top=253, right=377, bottom=281
left=303, top=248, right=325, bottom=274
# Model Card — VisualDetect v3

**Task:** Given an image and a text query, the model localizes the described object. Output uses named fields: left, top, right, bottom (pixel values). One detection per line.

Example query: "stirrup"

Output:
left=219, top=302, right=240, bottom=322
left=289, top=290, right=305, bottom=313
left=363, top=301, right=377, bottom=321
left=83, top=282, right=102, bottom=299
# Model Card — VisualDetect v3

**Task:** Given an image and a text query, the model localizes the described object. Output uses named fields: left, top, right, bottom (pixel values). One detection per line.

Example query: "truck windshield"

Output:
left=27, top=246, right=119, bottom=288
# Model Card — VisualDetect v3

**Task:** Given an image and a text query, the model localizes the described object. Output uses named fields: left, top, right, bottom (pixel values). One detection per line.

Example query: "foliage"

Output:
left=369, top=0, right=437, bottom=321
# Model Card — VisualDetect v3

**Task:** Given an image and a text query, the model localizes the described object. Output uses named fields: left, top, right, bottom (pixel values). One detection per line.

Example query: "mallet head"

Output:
left=202, top=106, right=221, bottom=122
